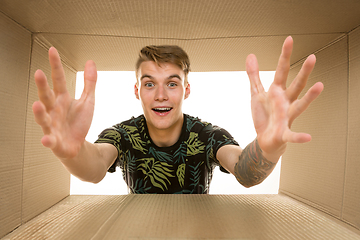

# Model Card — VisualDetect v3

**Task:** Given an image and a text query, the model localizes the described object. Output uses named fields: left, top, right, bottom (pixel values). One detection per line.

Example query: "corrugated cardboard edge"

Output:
left=280, top=27, right=360, bottom=232
left=3, top=195, right=360, bottom=239
left=0, top=13, right=77, bottom=237
left=0, top=11, right=31, bottom=238
left=21, top=35, right=77, bottom=223
left=342, top=25, right=360, bottom=230
left=280, top=35, right=348, bottom=218
left=280, top=190, right=359, bottom=233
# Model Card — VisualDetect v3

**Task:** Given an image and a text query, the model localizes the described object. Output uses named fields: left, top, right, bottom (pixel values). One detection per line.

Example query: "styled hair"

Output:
left=135, top=45, right=190, bottom=84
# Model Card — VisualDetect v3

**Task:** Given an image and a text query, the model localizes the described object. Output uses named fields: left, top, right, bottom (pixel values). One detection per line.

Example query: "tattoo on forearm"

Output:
left=234, top=139, right=276, bottom=188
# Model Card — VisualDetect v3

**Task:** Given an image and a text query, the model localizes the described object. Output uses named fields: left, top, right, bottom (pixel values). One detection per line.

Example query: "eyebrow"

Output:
left=140, top=74, right=182, bottom=81
left=167, top=74, right=182, bottom=81
left=140, top=74, right=153, bottom=81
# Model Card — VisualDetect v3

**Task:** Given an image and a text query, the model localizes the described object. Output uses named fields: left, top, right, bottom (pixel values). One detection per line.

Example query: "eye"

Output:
left=168, top=82, right=177, bottom=87
left=144, top=82, right=154, bottom=87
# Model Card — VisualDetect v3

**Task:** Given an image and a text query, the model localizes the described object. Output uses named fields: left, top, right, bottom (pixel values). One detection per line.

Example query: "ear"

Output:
left=134, top=84, right=140, bottom=100
left=184, top=83, right=190, bottom=99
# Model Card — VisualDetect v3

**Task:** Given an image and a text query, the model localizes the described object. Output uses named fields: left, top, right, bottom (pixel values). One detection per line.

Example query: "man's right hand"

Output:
left=32, top=47, right=97, bottom=160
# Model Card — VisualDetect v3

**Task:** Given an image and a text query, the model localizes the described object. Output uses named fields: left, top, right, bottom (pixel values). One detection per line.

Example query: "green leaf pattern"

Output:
left=186, top=132, right=205, bottom=156
left=137, top=158, right=174, bottom=191
left=121, top=125, right=147, bottom=154
left=190, top=161, right=204, bottom=188
left=95, top=114, right=239, bottom=193
left=176, top=163, right=186, bottom=187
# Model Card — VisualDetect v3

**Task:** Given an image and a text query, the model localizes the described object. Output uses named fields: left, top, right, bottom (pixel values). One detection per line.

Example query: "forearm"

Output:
left=234, top=139, right=279, bottom=188
left=60, top=141, right=117, bottom=183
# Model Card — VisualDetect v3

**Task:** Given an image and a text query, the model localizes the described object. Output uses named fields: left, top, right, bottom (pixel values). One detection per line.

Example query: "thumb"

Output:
left=82, top=60, right=97, bottom=99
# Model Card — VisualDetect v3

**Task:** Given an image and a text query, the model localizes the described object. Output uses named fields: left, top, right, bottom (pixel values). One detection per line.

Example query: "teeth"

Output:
left=154, top=108, right=171, bottom=111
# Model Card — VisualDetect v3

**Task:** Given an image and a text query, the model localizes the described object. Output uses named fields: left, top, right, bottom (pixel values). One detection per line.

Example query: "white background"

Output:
left=71, top=70, right=280, bottom=195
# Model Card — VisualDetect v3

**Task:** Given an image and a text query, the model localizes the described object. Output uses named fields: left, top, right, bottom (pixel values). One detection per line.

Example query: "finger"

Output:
left=49, top=47, right=68, bottom=95
left=33, top=101, right=58, bottom=149
left=81, top=60, right=97, bottom=101
left=41, top=134, right=57, bottom=149
left=34, top=69, right=55, bottom=110
left=274, top=36, right=293, bottom=89
left=286, top=54, right=316, bottom=102
left=283, top=129, right=312, bottom=143
left=289, top=82, right=324, bottom=126
left=32, top=101, right=52, bottom=135
left=246, top=54, right=265, bottom=96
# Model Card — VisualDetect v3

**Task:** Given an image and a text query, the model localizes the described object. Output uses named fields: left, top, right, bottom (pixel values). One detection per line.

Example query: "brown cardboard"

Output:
left=21, top=38, right=75, bottom=223
left=0, top=11, right=76, bottom=238
left=33, top=33, right=342, bottom=72
left=3, top=195, right=360, bottom=239
left=2, top=0, right=360, bottom=72
left=280, top=36, right=349, bottom=217
left=280, top=29, right=360, bottom=230
left=342, top=27, right=360, bottom=229
left=0, top=12, right=31, bottom=237
left=1, top=0, right=360, bottom=238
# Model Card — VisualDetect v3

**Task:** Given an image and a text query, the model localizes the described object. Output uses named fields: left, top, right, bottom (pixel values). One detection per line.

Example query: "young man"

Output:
left=32, top=36, right=324, bottom=194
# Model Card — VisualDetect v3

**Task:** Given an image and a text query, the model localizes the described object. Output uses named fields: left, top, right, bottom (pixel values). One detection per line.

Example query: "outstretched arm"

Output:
left=32, top=47, right=117, bottom=183
left=217, top=141, right=277, bottom=188
left=217, top=36, right=324, bottom=187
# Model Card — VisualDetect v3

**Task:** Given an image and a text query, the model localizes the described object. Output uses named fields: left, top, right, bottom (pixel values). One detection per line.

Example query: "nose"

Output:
left=155, top=85, right=168, bottom=101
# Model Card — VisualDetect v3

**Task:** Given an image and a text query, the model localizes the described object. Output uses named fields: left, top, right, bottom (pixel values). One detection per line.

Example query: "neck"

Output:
left=147, top=115, right=184, bottom=147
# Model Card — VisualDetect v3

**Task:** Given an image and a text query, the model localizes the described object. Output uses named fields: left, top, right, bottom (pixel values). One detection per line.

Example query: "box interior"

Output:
left=1, top=0, right=360, bottom=238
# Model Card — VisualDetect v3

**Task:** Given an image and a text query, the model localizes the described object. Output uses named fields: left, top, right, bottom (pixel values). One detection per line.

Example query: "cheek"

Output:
left=171, top=90, right=186, bottom=103
left=139, top=88, right=150, bottom=100
left=138, top=91, right=149, bottom=108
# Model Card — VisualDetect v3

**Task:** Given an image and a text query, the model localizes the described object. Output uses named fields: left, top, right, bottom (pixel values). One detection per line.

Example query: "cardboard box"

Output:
left=3, top=195, right=360, bottom=239
left=1, top=0, right=360, bottom=238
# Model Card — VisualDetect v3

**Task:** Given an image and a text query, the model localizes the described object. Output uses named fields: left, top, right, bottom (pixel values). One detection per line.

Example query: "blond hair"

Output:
left=135, top=45, right=190, bottom=84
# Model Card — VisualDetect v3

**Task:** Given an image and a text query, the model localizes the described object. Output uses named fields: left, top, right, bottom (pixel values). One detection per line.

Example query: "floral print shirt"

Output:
left=95, top=114, right=239, bottom=194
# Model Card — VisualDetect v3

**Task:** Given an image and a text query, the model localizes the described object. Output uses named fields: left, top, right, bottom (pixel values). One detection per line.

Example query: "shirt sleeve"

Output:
left=201, top=123, right=239, bottom=174
left=95, top=127, right=123, bottom=173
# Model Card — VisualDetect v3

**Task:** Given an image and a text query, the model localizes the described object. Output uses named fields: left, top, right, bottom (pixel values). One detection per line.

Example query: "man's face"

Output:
left=135, top=61, right=190, bottom=133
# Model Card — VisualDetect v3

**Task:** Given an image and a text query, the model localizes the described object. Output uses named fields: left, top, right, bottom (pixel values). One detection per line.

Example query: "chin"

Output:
left=150, top=120, right=174, bottom=130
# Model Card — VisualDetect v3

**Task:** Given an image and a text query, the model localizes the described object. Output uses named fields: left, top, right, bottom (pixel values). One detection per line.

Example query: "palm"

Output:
left=33, top=47, right=97, bottom=159
left=47, top=93, right=94, bottom=158
left=246, top=37, right=323, bottom=154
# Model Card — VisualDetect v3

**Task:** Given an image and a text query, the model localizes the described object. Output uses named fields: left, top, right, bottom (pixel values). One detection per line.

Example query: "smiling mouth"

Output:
left=152, top=107, right=173, bottom=113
